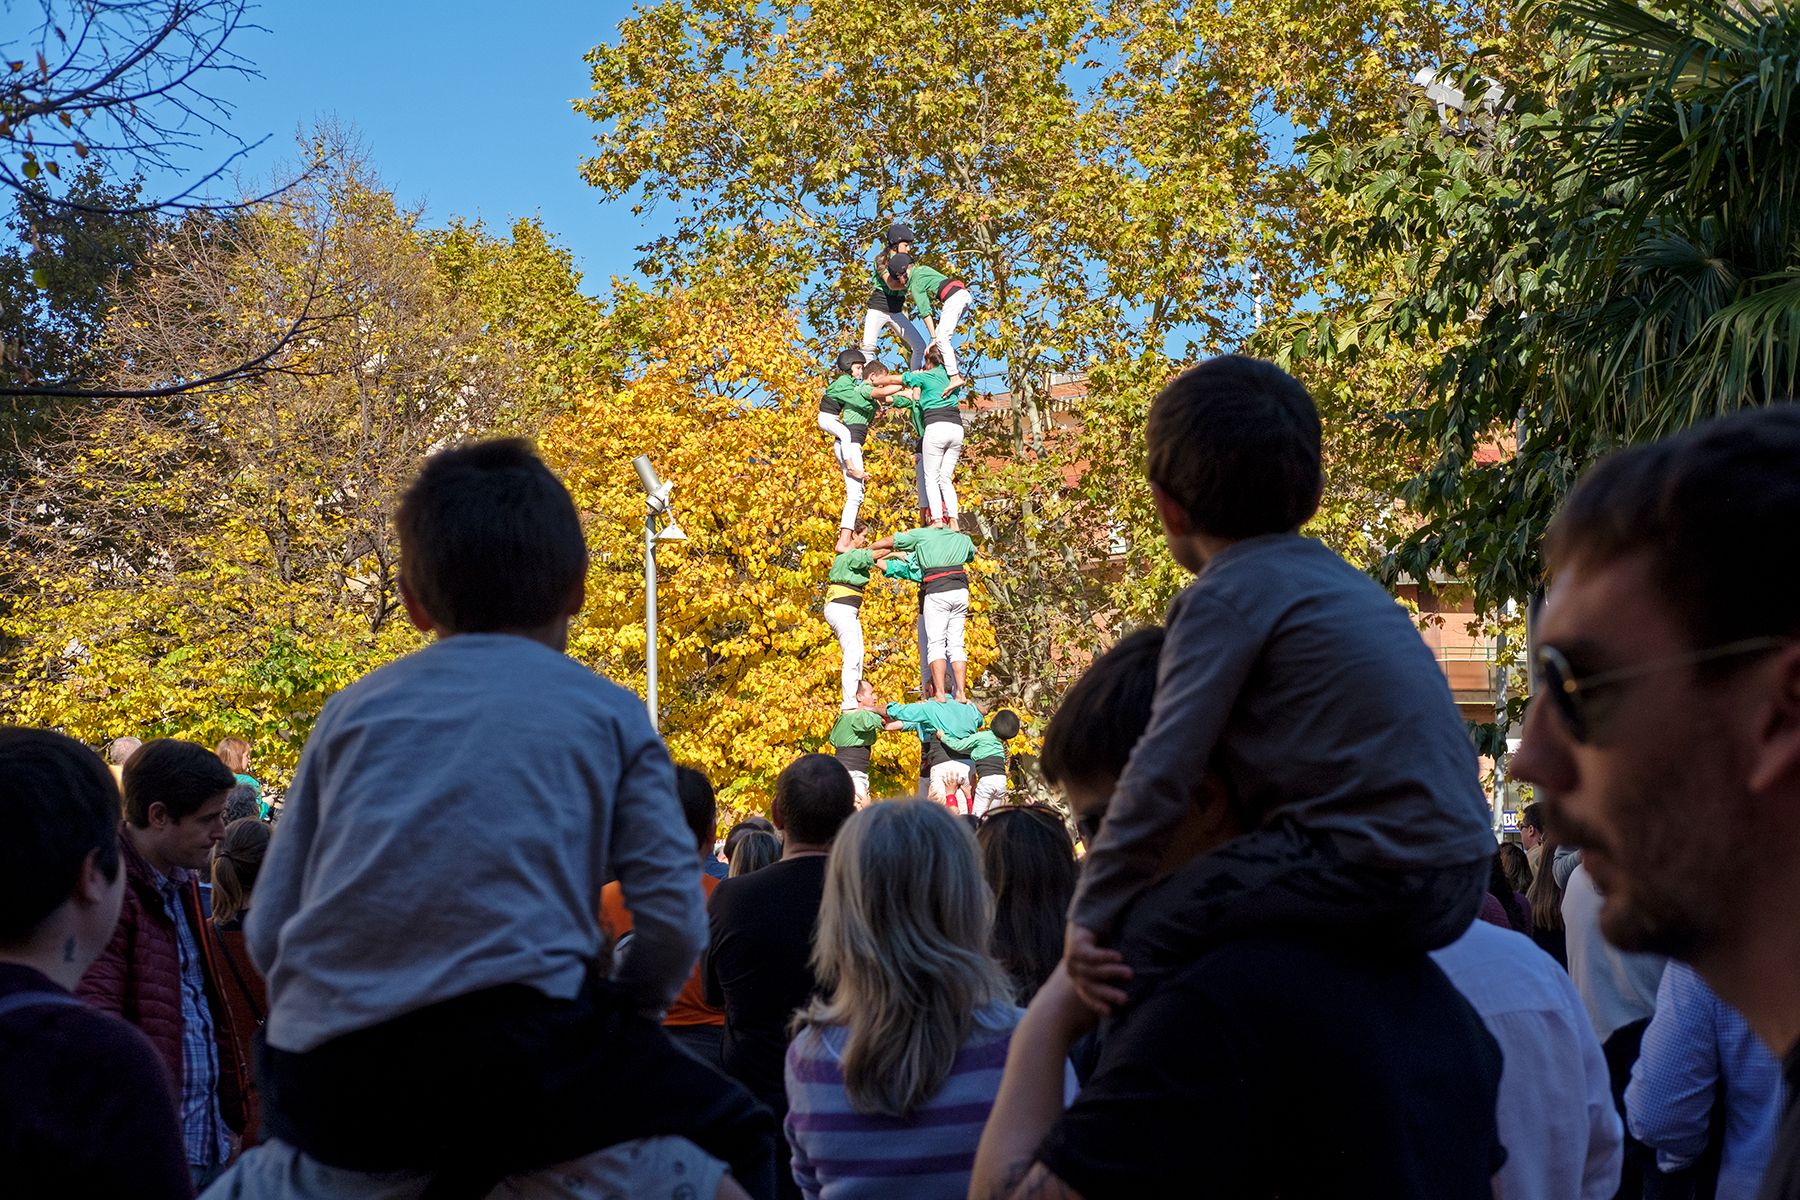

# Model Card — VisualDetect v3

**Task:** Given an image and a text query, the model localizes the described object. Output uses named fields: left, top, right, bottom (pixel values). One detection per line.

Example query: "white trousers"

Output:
left=920, top=423, right=963, bottom=522
left=824, top=600, right=864, bottom=712
left=862, top=307, right=926, bottom=369
left=818, top=413, right=864, bottom=531
left=933, top=288, right=973, bottom=377
left=922, top=588, right=969, bottom=666
left=848, top=769, right=870, bottom=806
left=973, top=774, right=1008, bottom=817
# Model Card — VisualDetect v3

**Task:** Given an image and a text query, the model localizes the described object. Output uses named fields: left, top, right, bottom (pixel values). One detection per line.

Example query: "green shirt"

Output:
left=829, top=709, right=884, bottom=750
left=886, top=699, right=983, bottom=745
left=882, top=554, right=922, bottom=584
left=940, top=727, right=1006, bottom=761
left=823, top=374, right=877, bottom=426
left=893, top=366, right=958, bottom=436
left=828, top=549, right=876, bottom=588
left=891, top=526, right=974, bottom=572
left=906, top=263, right=954, bottom=317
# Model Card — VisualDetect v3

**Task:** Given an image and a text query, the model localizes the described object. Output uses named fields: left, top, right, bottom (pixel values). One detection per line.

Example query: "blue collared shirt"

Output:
left=154, top=868, right=231, bottom=1169
left=1627, top=962, right=1786, bottom=1199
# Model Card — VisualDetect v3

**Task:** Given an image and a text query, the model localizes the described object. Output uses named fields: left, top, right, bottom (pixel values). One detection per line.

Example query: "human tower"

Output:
left=814, top=222, right=1019, bottom=814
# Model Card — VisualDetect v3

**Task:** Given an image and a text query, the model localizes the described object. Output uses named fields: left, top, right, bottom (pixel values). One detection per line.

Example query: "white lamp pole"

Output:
left=633, top=455, right=684, bottom=732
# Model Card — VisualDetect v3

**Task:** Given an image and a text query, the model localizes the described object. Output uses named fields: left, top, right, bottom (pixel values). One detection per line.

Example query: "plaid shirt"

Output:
left=154, top=868, right=232, bottom=1169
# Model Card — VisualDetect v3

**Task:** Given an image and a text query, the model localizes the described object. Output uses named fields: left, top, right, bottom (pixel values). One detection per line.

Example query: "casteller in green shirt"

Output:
left=905, top=262, right=955, bottom=318
left=892, top=526, right=975, bottom=572
left=823, top=373, right=878, bottom=428
left=829, top=708, right=883, bottom=774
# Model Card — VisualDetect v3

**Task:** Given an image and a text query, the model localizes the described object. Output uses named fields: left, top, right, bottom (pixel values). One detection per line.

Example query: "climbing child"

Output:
left=1061, top=355, right=1495, bottom=1017
left=937, top=708, right=1020, bottom=817
left=819, top=349, right=900, bottom=551
left=860, top=223, right=926, bottom=370
left=893, top=344, right=966, bottom=528
left=885, top=251, right=973, bottom=390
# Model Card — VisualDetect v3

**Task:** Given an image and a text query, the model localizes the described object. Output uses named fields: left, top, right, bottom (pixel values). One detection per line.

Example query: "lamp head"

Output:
left=633, top=454, right=675, bottom=513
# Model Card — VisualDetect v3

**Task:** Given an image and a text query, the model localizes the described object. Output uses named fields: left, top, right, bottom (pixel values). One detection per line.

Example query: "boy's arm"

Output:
left=938, top=728, right=982, bottom=753
left=608, top=716, right=706, bottom=1014
left=1067, top=590, right=1262, bottom=940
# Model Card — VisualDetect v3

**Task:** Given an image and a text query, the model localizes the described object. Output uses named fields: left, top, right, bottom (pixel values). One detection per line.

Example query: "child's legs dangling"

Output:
left=838, top=441, right=865, bottom=531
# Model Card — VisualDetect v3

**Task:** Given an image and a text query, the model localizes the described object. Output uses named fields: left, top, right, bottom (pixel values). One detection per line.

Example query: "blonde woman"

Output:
left=783, top=800, right=1074, bottom=1198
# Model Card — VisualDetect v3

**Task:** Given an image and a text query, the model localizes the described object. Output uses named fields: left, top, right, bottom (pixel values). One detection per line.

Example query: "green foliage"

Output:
left=1281, top=0, right=1800, bottom=611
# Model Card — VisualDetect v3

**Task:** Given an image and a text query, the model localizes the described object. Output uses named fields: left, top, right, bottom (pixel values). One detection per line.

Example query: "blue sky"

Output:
left=180, top=1, right=654, bottom=295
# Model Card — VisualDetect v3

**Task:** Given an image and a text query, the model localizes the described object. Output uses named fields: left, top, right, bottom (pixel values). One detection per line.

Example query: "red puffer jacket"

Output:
left=77, top=825, right=247, bottom=1134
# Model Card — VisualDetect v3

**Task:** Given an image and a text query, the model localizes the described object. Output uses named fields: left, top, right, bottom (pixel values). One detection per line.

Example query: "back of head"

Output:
left=1146, top=355, right=1322, bottom=538
left=0, top=728, right=122, bottom=944
left=222, top=784, right=261, bottom=825
left=989, top=709, right=1021, bottom=742
left=977, top=806, right=1077, bottom=1002
left=675, top=766, right=718, bottom=857
left=108, top=736, right=142, bottom=767
left=1498, top=841, right=1533, bottom=895
left=1546, top=404, right=1800, bottom=650
left=211, top=817, right=271, bottom=926
left=216, top=736, right=251, bottom=774
left=773, top=754, right=856, bottom=845
left=396, top=438, right=587, bottom=634
left=804, top=799, right=1010, bottom=1117
left=123, top=738, right=237, bottom=828
left=1040, top=628, right=1165, bottom=789
left=722, top=815, right=775, bottom=864
left=728, top=829, right=782, bottom=877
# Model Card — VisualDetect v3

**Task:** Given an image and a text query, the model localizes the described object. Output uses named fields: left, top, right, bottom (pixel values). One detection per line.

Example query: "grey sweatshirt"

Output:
left=1072, top=534, right=1496, bottom=938
left=248, top=634, right=703, bottom=1053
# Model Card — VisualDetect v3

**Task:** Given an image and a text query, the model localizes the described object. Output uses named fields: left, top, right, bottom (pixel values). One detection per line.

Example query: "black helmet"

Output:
left=835, top=348, right=867, bottom=373
left=887, top=252, right=913, bottom=275
left=886, top=222, right=916, bottom=248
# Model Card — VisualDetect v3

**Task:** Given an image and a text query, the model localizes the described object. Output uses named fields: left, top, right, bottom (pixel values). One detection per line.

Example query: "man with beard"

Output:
left=1509, top=405, right=1800, bottom=1200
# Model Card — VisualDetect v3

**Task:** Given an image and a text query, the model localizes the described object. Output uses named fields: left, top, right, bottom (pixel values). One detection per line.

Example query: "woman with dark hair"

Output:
left=1527, top=820, right=1569, bottom=968
left=212, top=817, right=272, bottom=1145
left=977, top=806, right=1077, bottom=1004
left=1498, top=841, right=1533, bottom=896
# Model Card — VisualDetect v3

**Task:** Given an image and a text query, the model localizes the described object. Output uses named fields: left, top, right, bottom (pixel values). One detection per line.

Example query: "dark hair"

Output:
left=0, top=728, right=122, bottom=942
left=1040, top=628, right=1165, bottom=787
left=1146, top=355, right=1322, bottom=539
left=1546, top=405, right=1800, bottom=651
left=211, top=817, right=271, bottom=927
left=773, top=754, right=856, bottom=845
left=1489, top=851, right=1528, bottom=935
left=977, top=806, right=1077, bottom=1003
left=123, top=738, right=236, bottom=828
left=1498, top=841, right=1533, bottom=895
left=675, top=766, right=718, bottom=856
left=396, top=438, right=587, bottom=634
left=1528, top=810, right=1567, bottom=934
left=222, top=784, right=261, bottom=825
left=1519, top=801, right=1545, bottom=836
left=729, top=829, right=782, bottom=876
left=989, top=710, right=1020, bottom=741
left=924, top=343, right=944, bottom=369
left=722, top=816, right=775, bottom=864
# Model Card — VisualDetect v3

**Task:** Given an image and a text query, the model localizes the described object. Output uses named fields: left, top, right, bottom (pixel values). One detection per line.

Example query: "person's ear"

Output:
left=398, top=574, right=437, bottom=635
left=563, top=571, right=586, bottom=620
left=146, top=800, right=171, bottom=830
left=72, top=847, right=114, bottom=907
left=1748, top=646, right=1800, bottom=806
left=1150, top=484, right=1192, bottom=540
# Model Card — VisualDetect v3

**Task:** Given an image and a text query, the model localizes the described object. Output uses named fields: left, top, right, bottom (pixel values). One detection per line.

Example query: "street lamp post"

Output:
left=632, top=455, right=685, bottom=732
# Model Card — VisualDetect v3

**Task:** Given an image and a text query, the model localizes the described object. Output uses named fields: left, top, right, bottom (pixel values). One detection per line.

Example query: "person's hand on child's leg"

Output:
left=1063, top=922, right=1132, bottom=1015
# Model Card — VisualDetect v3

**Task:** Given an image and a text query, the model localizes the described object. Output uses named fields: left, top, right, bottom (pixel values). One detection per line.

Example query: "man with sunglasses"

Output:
left=1510, top=405, right=1800, bottom=1200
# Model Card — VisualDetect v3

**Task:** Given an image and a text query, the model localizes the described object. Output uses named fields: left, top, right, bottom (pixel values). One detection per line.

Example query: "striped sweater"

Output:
left=783, top=1001, right=1076, bottom=1199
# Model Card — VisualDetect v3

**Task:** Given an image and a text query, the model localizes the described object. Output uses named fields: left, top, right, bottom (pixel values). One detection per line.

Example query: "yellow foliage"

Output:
left=543, top=293, right=996, bottom=818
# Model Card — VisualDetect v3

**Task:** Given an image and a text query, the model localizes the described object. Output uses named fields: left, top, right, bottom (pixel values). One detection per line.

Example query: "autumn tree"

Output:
left=542, top=282, right=997, bottom=812
left=575, top=0, right=1529, bottom=721
left=0, top=147, right=599, bottom=777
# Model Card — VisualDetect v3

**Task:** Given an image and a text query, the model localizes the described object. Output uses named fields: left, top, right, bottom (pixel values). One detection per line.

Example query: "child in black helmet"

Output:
left=886, top=249, right=974, bottom=391
left=862, top=223, right=927, bottom=370
left=819, top=348, right=900, bottom=551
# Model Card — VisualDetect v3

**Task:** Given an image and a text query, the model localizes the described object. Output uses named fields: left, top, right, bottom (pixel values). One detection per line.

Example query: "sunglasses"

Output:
left=1533, top=636, right=1788, bottom=743
left=980, top=802, right=1075, bottom=836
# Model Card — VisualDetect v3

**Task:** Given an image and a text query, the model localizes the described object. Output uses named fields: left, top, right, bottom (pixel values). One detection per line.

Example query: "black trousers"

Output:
left=258, top=977, right=779, bottom=1200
